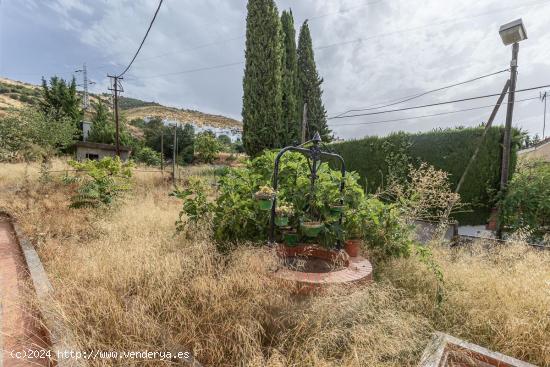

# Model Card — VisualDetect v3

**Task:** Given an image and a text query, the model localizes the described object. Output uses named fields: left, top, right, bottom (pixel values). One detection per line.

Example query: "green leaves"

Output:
left=500, top=160, right=550, bottom=238
left=242, top=0, right=284, bottom=156
left=195, top=131, right=221, bottom=164
left=172, top=178, right=215, bottom=232
left=68, top=157, right=134, bottom=209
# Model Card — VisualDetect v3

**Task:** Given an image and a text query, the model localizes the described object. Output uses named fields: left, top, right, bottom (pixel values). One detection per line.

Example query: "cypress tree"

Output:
left=280, top=9, right=300, bottom=146
left=242, top=0, right=284, bottom=156
left=297, top=21, right=331, bottom=142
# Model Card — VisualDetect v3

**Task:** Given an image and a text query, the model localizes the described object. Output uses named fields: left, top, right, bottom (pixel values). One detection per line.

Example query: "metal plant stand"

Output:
left=269, top=132, right=347, bottom=248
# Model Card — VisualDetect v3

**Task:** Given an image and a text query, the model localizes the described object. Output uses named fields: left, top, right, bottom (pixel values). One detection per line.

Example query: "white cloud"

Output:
left=17, top=0, right=550, bottom=137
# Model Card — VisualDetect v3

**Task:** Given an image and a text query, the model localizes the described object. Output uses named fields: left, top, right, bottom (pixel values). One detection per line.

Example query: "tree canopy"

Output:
left=242, top=0, right=284, bottom=156
left=297, top=21, right=331, bottom=142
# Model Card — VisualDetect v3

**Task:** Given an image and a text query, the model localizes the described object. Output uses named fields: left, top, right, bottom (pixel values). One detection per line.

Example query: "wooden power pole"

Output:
left=301, top=103, right=308, bottom=143
left=500, top=42, right=519, bottom=191
left=172, top=124, right=177, bottom=182
left=107, top=75, right=123, bottom=157
left=160, top=131, right=164, bottom=171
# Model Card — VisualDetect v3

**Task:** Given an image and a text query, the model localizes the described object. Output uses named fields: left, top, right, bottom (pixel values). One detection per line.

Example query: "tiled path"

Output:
left=0, top=217, right=51, bottom=366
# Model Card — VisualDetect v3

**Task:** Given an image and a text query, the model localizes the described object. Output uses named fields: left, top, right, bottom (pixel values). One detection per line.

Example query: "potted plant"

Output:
left=329, top=202, right=345, bottom=215
left=254, top=185, right=276, bottom=210
left=275, top=204, right=294, bottom=227
left=282, top=228, right=299, bottom=246
left=300, top=216, right=324, bottom=238
left=342, top=208, right=364, bottom=257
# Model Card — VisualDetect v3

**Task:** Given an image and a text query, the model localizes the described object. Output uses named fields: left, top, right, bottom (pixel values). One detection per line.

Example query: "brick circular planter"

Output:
left=273, top=244, right=373, bottom=294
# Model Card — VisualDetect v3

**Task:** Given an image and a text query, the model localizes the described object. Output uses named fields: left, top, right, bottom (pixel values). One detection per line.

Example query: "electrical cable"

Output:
left=117, top=0, right=164, bottom=77
left=328, top=84, right=550, bottom=120
left=332, top=69, right=509, bottom=118
left=328, top=96, right=539, bottom=127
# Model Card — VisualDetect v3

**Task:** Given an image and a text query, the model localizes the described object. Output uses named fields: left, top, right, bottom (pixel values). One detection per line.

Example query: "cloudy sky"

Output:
left=1, top=0, right=549, bottom=140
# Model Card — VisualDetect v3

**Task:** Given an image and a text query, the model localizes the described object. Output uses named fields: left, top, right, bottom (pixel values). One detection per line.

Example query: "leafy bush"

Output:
left=133, top=146, right=161, bottom=167
left=332, top=127, right=522, bottom=223
left=68, top=157, right=134, bottom=208
left=195, top=131, right=221, bottom=163
left=0, top=107, right=78, bottom=161
left=171, top=178, right=214, bottom=233
left=500, top=160, right=550, bottom=237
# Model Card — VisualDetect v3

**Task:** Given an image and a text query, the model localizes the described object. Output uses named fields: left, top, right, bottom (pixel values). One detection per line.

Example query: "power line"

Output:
left=117, top=0, right=164, bottom=77
left=122, top=0, right=383, bottom=67
left=329, top=96, right=539, bottom=127
left=332, top=69, right=509, bottom=118
left=328, top=84, right=550, bottom=120
left=124, top=61, right=243, bottom=81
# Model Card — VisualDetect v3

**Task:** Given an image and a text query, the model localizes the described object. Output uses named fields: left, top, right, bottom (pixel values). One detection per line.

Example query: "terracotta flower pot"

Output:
left=344, top=239, right=361, bottom=257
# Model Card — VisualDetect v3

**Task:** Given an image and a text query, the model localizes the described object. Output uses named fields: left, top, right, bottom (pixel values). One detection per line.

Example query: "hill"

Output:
left=0, top=77, right=242, bottom=131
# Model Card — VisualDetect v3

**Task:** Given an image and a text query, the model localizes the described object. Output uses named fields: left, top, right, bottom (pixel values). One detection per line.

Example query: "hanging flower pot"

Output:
left=258, top=198, right=273, bottom=210
left=330, top=204, right=344, bottom=215
left=283, top=230, right=299, bottom=246
left=255, top=186, right=276, bottom=211
left=275, top=216, right=289, bottom=227
left=301, top=221, right=324, bottom=237
left=344, top=239, right=361, bottom=257
left=275, top=204, right=294, bottom=226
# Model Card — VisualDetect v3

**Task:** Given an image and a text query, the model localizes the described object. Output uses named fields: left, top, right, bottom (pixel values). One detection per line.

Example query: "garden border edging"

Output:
left=3, top=212, right=86, bottom=367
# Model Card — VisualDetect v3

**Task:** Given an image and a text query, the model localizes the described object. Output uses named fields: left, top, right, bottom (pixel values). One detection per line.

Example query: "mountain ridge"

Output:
left=0, top=77, right=242, bottom=130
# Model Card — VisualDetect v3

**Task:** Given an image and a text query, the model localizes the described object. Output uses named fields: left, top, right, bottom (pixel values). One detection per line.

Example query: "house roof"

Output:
left=75, top=141, right=131, bottom=152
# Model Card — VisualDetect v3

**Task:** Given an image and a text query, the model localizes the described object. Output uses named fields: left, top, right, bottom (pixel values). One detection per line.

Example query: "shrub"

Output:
left=195, top=131, right=221, bottom=163
left=0, top=107, right=78, bottom=162
left=68, top=157, right=134, bottom=208
left=332, top=127, right=522, bottom=222
left=500, top=160, right=550, bottom=238
left=133, top=146, right=161, bottom=167
left=171, top=178, right=214, bottom=233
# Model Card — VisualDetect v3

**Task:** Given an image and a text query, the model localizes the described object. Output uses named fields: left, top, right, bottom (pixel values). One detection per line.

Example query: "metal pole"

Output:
left=301, top=103, right=308, bottom=143
left=83, top=63, right=89, bottom=110
left=497, top=42, right=519, bottom=239
left=500, top=42, right=519, bottom=191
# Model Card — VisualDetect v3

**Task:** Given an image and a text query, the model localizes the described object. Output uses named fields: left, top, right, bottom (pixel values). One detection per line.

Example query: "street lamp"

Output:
left=499, top=18, right=528, bottom=45
left=497, top=19, right=527, bottom=238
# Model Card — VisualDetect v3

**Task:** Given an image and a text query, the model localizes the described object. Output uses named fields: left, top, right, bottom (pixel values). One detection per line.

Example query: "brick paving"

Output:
left=274, top=244, right=373, bottom=293
left=0, top=217, right=52, bottom=367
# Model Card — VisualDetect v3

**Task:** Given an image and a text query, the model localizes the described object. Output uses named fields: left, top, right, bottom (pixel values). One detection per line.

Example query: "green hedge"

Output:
left=332, top=127, right=521, bottom=223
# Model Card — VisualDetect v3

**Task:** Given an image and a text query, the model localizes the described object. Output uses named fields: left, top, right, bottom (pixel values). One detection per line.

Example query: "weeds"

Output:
left=0, top=160, right=549, bottom=366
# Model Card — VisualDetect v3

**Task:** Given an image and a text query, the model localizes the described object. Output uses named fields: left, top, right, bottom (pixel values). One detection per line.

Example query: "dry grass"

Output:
left=1, top=160, right=549, bottom=366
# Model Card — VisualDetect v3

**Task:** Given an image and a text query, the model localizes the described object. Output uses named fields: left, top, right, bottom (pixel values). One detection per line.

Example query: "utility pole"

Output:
left=160, top=130, right=164, bottom=171
left=541, top=91, right=548, bottom=139
left=172, top=124, right=177, bottom=182
left=500, top=42, right=519, bottom=192
left=301, top=103, right=308, bottom=143
left=107, top=75, right=123, bottom=157
left=75, top=63, right=95, bottom=111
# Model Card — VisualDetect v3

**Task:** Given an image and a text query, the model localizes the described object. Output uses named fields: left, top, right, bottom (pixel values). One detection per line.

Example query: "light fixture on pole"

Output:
left=497, top=18, right=527, bottom=238
left=498, top=18, right=528, bottom=45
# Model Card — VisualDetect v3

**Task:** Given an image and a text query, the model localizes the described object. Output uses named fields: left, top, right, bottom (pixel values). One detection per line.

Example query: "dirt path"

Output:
left=0, top=217, right=52, bottom=366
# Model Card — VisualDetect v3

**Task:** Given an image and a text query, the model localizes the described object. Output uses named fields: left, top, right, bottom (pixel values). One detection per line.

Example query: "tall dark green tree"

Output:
left=39, top=76, right=83, bottom=130
left=297, top=21, right=331, bottom=142
left=242, top=0, right=284, bottom=156
left=280, top=9, right=300, bottom=146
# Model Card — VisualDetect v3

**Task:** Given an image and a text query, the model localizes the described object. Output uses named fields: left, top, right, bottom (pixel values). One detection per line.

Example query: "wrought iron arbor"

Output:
left=269, top=132, right=347, bottom=247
